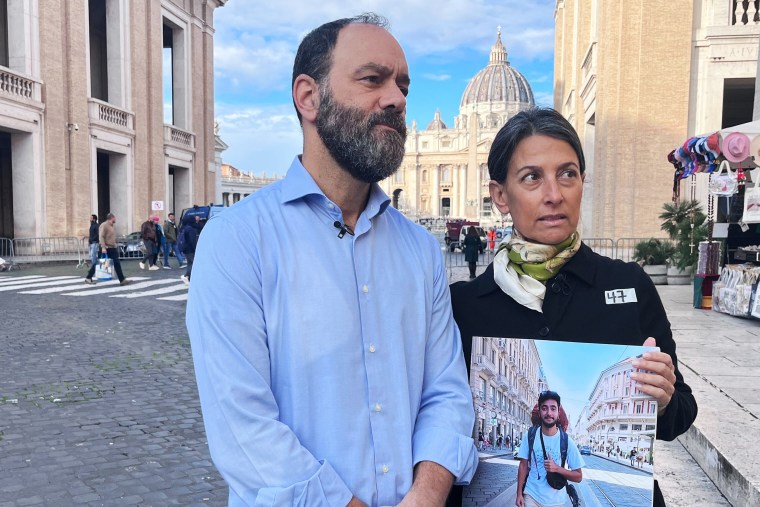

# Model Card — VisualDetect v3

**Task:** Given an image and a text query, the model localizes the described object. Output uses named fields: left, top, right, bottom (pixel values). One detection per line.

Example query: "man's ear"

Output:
left=489, top=180, right=510, bottom=215
left=293, top=74, right=319, bottom=124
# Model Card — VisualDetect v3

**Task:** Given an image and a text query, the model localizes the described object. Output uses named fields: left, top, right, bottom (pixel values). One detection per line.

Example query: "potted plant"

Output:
left=633, top=238, right=674, bottom=285
left=659, top=200, right=707, bottom=284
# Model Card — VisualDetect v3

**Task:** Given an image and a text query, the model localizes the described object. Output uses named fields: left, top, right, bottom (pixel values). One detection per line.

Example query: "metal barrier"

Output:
left=10, top=236, right=85, bottom=267
left=615, top=237, right=673, bottom=263
left=445, top=247, right=496, bottom=277
left=445, top=237, right=675, bottom=277
left=584, top=238, right=616, bottom=260
left=0, top=237, right=14, bottom=270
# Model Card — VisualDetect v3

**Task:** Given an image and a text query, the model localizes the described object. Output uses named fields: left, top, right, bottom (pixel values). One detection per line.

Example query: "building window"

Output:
left=623, top=405, right=628, bottom=414
left=440, top=166, right=451, bottom=183
left=89, top=0, right=109, bottom=101
left=393, top=170, right=404, bottom=184
left=635, top=403, right=643, bottom=414
left=483, top=197, right=492, bottom=216
left=422, top=169, right=428, bottom=183
left=648, top=403, right=656, bottom=414
left=480, top=378, right=486, bottom=399
left=632, top=424, right=642, bottom=431
left=422, top=141, right=428, bottom=149
left=442, top=139, right=451, bottom=148
left=163, top=14, right=190, bottom=128
left=619, top=424, right=628, bottom=431
left=645, top=425, right=656, bottom=431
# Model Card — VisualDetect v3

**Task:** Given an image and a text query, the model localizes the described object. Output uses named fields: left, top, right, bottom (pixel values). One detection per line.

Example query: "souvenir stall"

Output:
left=667, top=120, right=760, bottom=319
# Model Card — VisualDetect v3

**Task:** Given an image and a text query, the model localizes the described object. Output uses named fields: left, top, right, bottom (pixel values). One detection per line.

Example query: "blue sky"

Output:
left=532, top=340, right=656, bottom=429
left=211, top=0, right=556, bottom=176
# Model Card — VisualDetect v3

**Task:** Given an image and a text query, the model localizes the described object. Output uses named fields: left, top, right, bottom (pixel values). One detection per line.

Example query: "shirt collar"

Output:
left=280, top=156, right=391, bottom=220
left=476, top=243, right=596, bottom=297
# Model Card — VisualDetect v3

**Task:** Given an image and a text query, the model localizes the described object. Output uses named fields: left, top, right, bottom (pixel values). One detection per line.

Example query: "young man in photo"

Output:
left=516, top=391, right=584, bottom=507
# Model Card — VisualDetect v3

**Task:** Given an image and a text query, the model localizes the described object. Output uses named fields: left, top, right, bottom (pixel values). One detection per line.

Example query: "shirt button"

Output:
left=369, top=344, right=376, bottom=353
left=374, top=403, right=382, bottom=412
left=328, top=203, right=335, bottom=209
left=362, top=285, right=369, bottom=293
left=382, top=464, right=389, bottom=474
left=539, top=326, right=550, bottom=337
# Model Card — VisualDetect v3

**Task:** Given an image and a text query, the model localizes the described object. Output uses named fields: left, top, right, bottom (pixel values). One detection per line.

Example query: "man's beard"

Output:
left=315, top=86, right=407, bottom=184
left=541, top=416, right=557, bottom=428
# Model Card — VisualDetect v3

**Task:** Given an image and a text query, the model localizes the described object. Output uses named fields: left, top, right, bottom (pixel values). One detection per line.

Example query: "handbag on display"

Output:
left=742, top=185, right=760, bottom=223
left=709, top=160, right=739, bottom=196
left=94, top=255, right=113, bottom=281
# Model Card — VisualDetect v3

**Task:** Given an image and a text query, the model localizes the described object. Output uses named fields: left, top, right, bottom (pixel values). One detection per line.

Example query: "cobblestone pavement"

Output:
left=0, top=263, right=226, bottom=506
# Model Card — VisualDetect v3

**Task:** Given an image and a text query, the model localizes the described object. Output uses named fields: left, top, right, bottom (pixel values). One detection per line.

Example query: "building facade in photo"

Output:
left=554, top=0, right=760, bottom=239
left=0, top=0, right=226, bottom=240
left=469, top=337, right=544, bottom=445
left=579, top=357, right=657, bottom=457
left=379, top=31, right=534, bottom=226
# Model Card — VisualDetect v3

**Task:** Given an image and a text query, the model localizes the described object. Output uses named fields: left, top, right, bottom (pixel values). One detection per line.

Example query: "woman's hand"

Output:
left=632, top=337, right=676, bottom=415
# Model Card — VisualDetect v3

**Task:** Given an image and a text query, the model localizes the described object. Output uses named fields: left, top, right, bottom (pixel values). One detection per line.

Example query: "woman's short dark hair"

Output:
left=487, top=108, right=585, bottom=183
left=291, top=13, right=389, bottom=123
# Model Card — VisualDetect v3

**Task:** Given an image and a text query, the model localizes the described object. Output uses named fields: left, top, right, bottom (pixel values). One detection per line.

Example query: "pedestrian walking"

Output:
left=478, top=431, right=485, bottom=451
left=463, top=226, right=482, bottom=279
left=87, top=214, right=99, bottom=267
left=488, top=227, right=496, bottom=251
left=630, top=448, right=637, bottom=466
left=162, top=212, right=186, bottom=268
left=84, top=213, right=129, bottom=285
left=179, top=215, right=200, bottom=285
left=153, top=216, right=165, bottom=266
left=185, top=14, right=477, bottom=505
left=139, top=214, right=159, bottom=270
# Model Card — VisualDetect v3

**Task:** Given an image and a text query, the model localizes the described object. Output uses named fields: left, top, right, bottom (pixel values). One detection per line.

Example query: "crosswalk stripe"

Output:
left=61, top=279, right=178, bottom=296
left=157, top=293, right=188, bottom=301
left=0, top=276, right=82, bottom=292
left=110, top=283, right=188, bottom=299
left=20, top=277, right=151, bottom=294
left=0, top=275, right=48, bottom=285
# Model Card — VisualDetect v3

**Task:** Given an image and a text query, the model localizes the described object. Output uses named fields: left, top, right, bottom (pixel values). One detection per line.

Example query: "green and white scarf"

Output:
left=493, top=229, right=581, bottom=313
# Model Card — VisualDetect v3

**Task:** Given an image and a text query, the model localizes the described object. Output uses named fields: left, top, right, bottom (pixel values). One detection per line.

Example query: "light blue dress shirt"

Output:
left=186, top=158, right=478, bottom=507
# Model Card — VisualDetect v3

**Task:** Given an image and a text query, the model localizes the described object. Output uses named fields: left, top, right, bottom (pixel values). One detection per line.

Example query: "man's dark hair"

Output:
left=538, top=390, right=561, bottom=407
left=91, top=214, right=97, bottom=221
left=487, top=107, right=585, bottom=183
left=291, top=13, right=389, bottom=124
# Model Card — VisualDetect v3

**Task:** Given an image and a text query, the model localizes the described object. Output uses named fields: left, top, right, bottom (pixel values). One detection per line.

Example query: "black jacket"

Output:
left=88, top=221, right=99, bottom=244
left=447, top=244, right=697, bottom=507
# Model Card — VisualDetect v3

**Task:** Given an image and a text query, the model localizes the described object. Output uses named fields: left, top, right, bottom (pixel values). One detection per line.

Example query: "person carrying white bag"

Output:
left=83, top=213, right=130, bottom=285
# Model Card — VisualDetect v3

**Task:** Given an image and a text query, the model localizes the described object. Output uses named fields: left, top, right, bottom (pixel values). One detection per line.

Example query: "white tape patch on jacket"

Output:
left=605, top=288, right=637, bottom=304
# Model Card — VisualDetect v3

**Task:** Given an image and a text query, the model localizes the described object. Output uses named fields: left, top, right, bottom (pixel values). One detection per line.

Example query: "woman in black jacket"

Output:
left=462, top=226, right=482, bottom=279
left=449, top=108, right=696, bottom=507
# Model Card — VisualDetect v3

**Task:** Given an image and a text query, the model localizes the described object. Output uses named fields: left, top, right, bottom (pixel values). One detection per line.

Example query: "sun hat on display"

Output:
left=722, top=132, right=750, bottom=163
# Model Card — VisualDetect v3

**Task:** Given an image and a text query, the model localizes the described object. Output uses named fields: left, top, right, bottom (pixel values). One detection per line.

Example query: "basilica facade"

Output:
left=379, top=31, right=535, bottom=226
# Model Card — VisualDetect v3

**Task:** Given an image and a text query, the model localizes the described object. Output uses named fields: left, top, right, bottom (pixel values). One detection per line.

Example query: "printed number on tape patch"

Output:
left=605, top=288, right=637, bottom=304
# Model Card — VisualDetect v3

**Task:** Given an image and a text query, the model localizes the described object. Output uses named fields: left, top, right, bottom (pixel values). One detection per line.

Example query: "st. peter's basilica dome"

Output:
left=459, top=30, right=534, bottom=114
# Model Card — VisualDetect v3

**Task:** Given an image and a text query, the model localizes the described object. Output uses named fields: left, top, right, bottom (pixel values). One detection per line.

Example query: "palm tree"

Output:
left=658, top=200, right=707, bottom=270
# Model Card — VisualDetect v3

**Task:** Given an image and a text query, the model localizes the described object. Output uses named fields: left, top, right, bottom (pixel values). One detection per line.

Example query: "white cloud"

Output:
left=533, top=91, right=554, bottom=107
left=213, top=1, right=556, bottom=93
left=215, top=37, right=294, bottom=92
left=215, top=103, right=303, bottom=175
left=423, top=73, right=452, bottom=81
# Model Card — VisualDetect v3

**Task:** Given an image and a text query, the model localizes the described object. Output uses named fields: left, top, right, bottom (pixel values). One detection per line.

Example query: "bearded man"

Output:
left=516, top=391, right=585, bottom=507
left=186, top=14, right=478, bottom=507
